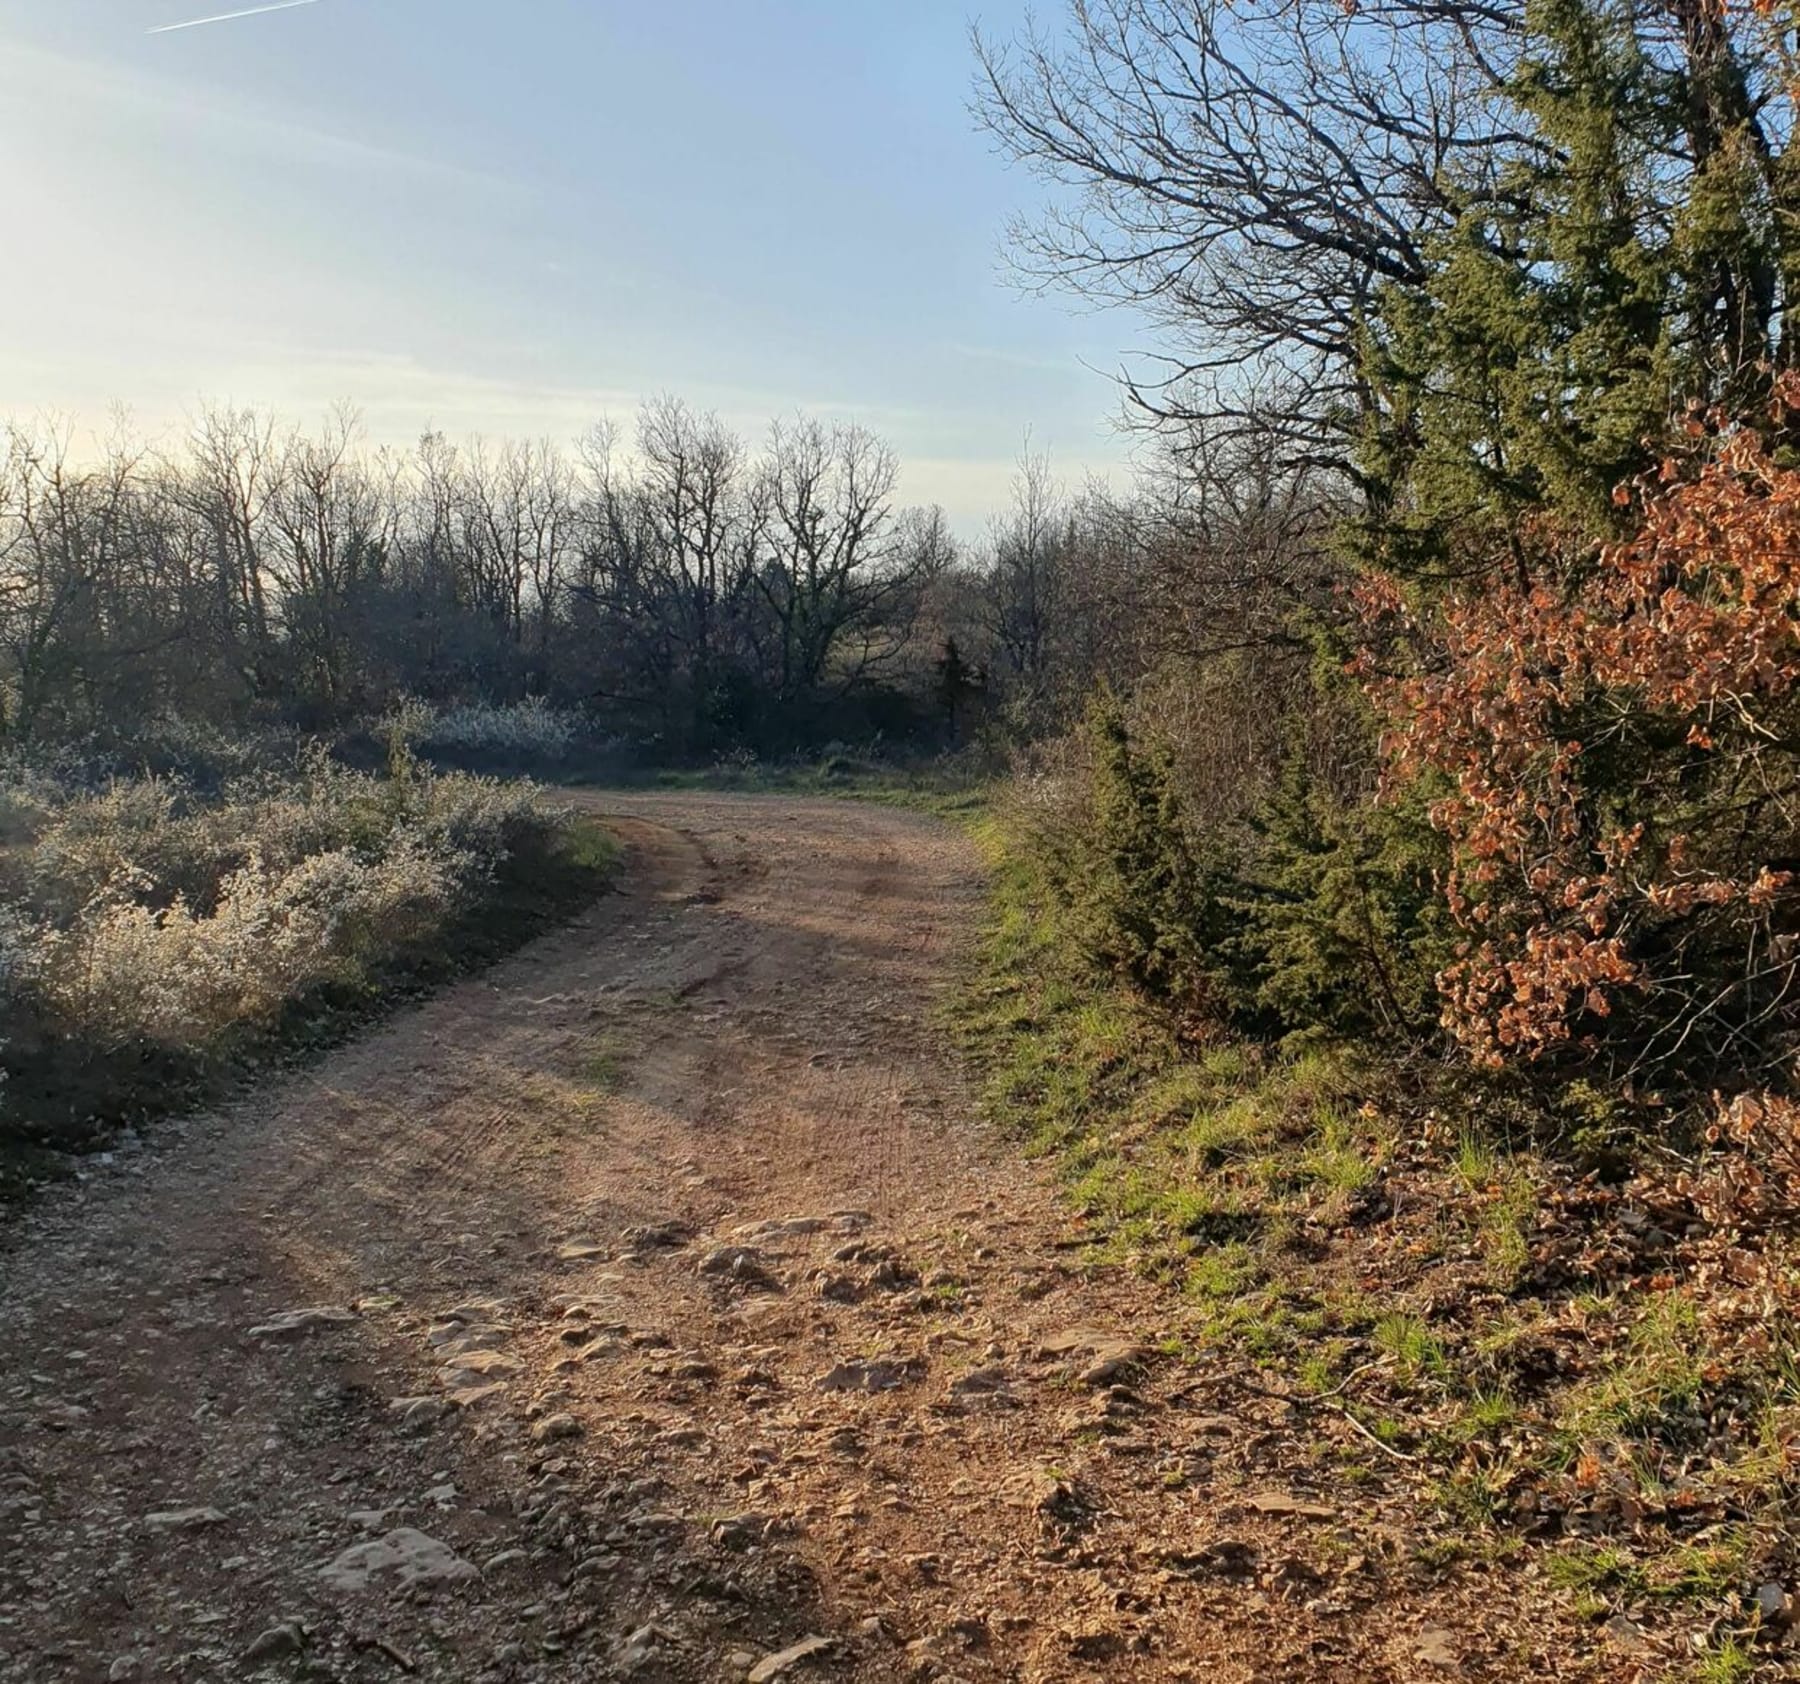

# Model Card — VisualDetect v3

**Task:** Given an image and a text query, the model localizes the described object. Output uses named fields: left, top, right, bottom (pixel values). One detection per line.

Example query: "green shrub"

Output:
left=1050, top=693, right=1448, bottom=1051
left=1068, top=694, right=1242, bottom=1020
left=1237, top=744, right=1450, bottom=1044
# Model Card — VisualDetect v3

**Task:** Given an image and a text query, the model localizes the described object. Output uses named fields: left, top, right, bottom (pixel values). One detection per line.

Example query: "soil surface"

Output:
left=0, top=794, right=1601, bottom=1684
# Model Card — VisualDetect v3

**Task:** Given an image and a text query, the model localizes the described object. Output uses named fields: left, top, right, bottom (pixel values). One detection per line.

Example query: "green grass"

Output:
left=601, top=757, right=993, bottom=823
left=1691, top=1636, right=1757, bottom=1684
left=579, top=1037, right=627, bottom=1091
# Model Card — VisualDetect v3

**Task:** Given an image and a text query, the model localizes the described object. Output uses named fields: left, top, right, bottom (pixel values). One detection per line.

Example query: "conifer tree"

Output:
left=1361, top=0, right=1673, bottom=578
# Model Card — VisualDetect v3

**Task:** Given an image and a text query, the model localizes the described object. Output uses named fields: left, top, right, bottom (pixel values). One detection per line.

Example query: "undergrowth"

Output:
left=0, top=751, right=618, bottom=1196
left=956, top=804, right=1800, bottom=1677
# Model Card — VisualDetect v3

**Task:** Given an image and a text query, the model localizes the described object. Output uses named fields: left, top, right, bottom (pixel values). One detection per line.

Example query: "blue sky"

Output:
left=0, top=0, right=1144, bottom=527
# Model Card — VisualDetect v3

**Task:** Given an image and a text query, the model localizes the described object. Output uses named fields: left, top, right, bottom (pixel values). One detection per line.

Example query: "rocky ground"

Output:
left=0, top=793, right=1612, bottom=1683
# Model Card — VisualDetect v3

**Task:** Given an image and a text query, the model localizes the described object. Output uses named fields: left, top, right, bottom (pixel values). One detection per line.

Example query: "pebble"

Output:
left=246, top=1306, right=357, bottom=1341
left=1246, top=1492, right=1335, bottom=1520
left=242, top=1620, right=307, bottom=1663
left=143, top=1507, right=227, bottom=1532
left=816, top=1358, right=911, bottom=1393
left=319, top=1528, right=478, bottom=1593
left=1413, top=1626, right=1461, bottom=1671
left=747, top=1634, right=834, bottom=1682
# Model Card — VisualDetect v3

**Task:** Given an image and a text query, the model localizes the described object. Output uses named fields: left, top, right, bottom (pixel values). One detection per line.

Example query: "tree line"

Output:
left=0, top=401, right=929, bottom=752
left=0, top=393, right=1325, bottom=760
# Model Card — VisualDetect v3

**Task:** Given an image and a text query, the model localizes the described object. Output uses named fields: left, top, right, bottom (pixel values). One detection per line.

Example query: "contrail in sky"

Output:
left=148, top=0, right=322, bottom=33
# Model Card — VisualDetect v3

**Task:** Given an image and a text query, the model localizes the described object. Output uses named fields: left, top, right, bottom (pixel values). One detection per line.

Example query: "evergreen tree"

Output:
left=1359, top=0, right=1798, bottom=583
left=1360, top=0, right=1670, bottom=578
left=1240, top=739, right=1450, bottom=1044
left=933, top=637, right=984, bottom=744
left=1076, top=696, right=1241, bottom=1016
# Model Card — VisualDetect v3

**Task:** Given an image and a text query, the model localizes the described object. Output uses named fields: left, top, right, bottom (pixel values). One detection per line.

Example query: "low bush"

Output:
left=380, top=697, right=587, bottom=764
left=1052, top=691, right=1449, bottom=1050
left=0, top=747, right=611, bottom=1165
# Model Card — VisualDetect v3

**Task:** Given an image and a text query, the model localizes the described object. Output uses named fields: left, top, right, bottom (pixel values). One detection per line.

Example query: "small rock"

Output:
left=816, top=1358, right=915, bottom=1393
left=624, top=1222, right=693, bottom=1252
left=388, top=1396, right=450, bottom=1432
left=950, top=1367, right=1008, bottom=1396
left=442, top=1298, right=507, bottom=1323
left=445, top=1381, right=510, bottom=1410
left=1757, top=1583, right=1792, bottom=1626
left=107, top=1657, right=139, bottom=1682
left=1036, top=1327, right=1146, bottom=1385
left=868, top=1259, right=916, bottom=1292
left=144, top=1506, right=227, bottom=1532
left=947, top=1617, right=989, bottom=1649
left=699, top=1246, right=782, bottom=1290
left=1246, top=1492, right=1335, bottom=1520
left=319, top=1528, right=478, bottom=1593
left=711, top=1513, right=769, bottom=1551
left=532, top=1412, right=584, bottom=1443
left=747, top=1634, right=834, bottom=1682
left=1413, top=1626, right=1460, bottom=1671
left=247, top=1306, right=357, bottom=1341
left=1603, top=1615, right=1651, bottom=1655
left=243, top=1621, right=308, bottom=1663
left=616, top=1623, right=677, bottom=1673
left=437, top=1349, right=522, bottom=1391
left=428, top=1325, right=509, bottom=1357
left=558, top=1242, right=608, bottom=1262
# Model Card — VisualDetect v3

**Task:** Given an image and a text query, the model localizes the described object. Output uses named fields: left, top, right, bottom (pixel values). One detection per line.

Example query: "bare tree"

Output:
left=756, top=418, right=908, bottom=699
left=972, top=0, right=1526, bottom=462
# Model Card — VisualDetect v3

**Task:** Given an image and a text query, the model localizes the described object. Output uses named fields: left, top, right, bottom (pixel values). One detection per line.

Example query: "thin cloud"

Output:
left=148, top=0, right=322, bottom=35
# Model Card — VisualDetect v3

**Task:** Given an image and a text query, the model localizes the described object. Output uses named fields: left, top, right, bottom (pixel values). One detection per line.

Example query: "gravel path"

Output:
left=0, top=794, right=1596, bottom=1684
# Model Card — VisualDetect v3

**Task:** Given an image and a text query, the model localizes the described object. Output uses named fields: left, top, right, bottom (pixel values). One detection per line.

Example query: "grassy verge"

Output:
left=0, top=813, right=618, bottom=1201
left=955, top=807, right=1800, bottom=1679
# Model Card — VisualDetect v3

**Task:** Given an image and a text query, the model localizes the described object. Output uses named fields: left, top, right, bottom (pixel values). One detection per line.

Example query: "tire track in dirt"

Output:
left=0, top=794, right=1603, bottom=1684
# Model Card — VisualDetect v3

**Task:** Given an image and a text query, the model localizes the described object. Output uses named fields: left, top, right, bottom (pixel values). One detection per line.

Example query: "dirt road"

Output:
left=0, top=795, right=1588, bottom=1684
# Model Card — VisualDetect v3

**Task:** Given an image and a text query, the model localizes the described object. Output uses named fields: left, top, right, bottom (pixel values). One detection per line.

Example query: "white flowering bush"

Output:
left=1, top=747, right=588, bottom=1146
left=36, top=836, right=464, bottom=1049
left=379, top=697, right=583, bottom=761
